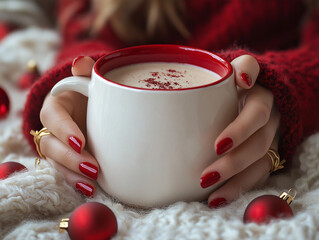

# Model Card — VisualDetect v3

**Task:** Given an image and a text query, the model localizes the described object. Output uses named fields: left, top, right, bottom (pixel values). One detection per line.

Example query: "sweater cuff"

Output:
left=219, top=49, right=302, bottom=166
left=22, top=41, right=111, bottom=152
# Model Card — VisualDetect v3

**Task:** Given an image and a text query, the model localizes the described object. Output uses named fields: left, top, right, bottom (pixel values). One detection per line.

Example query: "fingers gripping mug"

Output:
left=51, top=45, right=237, bottom=208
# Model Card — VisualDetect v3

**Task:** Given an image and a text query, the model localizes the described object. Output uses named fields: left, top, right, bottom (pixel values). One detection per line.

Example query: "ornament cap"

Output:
left=59, top=218, right=69, bottom=233
left=27, top=59, right=38, bottom=72
left=280, top=188, right=297, bottom=205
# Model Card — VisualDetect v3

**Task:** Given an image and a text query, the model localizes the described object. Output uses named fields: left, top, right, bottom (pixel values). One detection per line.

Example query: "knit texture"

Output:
left=2, top=1, right=319, bottom=239
left=2, top=58, right=319, bottom=239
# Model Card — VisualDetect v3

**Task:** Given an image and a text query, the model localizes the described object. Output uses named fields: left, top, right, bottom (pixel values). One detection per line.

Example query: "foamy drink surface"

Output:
left=104, top=62, right=221, bottom=89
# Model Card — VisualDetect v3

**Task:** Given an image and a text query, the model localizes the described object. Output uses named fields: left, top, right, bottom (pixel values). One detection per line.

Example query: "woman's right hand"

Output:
left=39, top=56, right=97, bottom=197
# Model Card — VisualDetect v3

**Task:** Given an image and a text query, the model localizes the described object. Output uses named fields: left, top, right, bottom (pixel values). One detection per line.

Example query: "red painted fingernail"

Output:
left=76, top=182, right=94, bottom=197
left=200, top=171, right=220, bottom=188
left=72, top=56, right=84, bottom=68
left=79, top=162, right=98, bottom=180
left=209, top=197, right=228, bottom=208
left=216, top=137, right=233, bottom=155
left=69, top=136, right=82, bottom=154
left=240, top=73, right=252, bottom=87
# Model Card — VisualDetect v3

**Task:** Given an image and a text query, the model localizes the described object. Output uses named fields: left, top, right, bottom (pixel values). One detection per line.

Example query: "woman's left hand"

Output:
left=200, top=55, right=281, bottom=208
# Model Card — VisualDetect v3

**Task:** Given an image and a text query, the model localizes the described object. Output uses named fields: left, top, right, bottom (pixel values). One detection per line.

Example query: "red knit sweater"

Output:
left=19, top=0, right=319, bottom=165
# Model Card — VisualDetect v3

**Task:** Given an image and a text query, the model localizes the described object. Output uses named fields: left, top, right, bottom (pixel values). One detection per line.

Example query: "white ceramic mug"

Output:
left=51, top=45, right=238, bottom=207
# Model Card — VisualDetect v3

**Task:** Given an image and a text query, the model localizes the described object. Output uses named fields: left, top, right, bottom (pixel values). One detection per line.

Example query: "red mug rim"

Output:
left=94, top=44, right=233, bottom=91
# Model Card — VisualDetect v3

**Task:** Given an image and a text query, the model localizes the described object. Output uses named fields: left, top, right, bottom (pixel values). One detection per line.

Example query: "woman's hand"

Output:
left=39, top=56, right=97, bottom=197
left=200, top=55, right=281, bottom=208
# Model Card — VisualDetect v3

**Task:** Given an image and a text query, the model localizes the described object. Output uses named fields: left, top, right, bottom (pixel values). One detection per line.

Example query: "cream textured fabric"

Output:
left=1, top=27, right=319, bottom=240
left=0, top=0, right=51, bottom=28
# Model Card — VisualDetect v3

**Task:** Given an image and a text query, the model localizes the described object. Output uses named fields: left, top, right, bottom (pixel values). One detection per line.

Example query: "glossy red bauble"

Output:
left=0, top=86, right=10, bottom=119
left=0, top=161, right=27, bottom=180
left=68, top=202, right=117, bottom=240
left=243, top=195, right=293, bottom=224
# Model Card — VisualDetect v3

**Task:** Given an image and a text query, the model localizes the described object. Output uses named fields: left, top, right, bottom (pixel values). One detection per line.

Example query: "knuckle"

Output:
left=258, top=133, right=272, bottom=156
left=263, top=155, right=273, bottom=173
left=55, top=119, right=76, bottom=140
left=225, top=156, right=244, bottom=174
left=235, top=123, right=250, bottom=142
left=39, top=105, right=51, bottom=125
left=256, top=102, right=271, bottom=125
left=261, top=144, right=269, bottom=156
left=232, top=160, right=244, bottom=173
left=248, top=55, right=258, bottom=63
left=243, top=55, right=260, bottom=70
left=55, top=117, right=71, bottom=126
left=39, top=135, right=50, bottom=155
left=63, top=149, right=75, bottom=165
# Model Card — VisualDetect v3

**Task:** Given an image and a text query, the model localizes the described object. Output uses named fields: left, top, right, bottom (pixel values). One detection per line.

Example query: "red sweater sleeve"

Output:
left=186, top=0, right=318, bottom=164
left=187, top=0, right=307, bottom=52
left=218, top=35, right=319, bottom=165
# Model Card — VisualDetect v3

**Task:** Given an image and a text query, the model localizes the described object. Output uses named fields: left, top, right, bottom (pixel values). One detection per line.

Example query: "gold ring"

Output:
left=30, top=127, right=52, bottom=159
left=35, top=157, right=41, bottom=167
left=267, top=149, right=286, bottom=173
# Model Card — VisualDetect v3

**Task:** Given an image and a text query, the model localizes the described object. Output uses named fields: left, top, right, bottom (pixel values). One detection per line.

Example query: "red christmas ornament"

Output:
left=0, top=23, right=16, bottom=41
left=59, top=202, right=118, bottom=240
left=0, top=86, right=10, bottom=119
left=243, top=189, right=296, bottom=224
left=0, top=161, right=27, bottom=180
left=18, top=60, right=40, bottom=89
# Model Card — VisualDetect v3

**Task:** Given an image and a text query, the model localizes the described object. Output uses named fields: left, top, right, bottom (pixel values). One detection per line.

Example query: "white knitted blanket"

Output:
left=1, top=14, right=319, bottom=240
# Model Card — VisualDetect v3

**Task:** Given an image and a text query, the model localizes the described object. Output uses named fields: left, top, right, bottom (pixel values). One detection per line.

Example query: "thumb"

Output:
left=231, top=55, right=260, bottom=89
